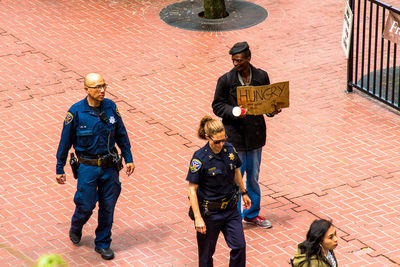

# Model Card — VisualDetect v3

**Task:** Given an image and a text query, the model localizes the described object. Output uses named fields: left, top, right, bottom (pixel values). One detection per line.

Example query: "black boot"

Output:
left=95, top=247, right=114, bottom=260
left=69, top=228, right=82, bottom=245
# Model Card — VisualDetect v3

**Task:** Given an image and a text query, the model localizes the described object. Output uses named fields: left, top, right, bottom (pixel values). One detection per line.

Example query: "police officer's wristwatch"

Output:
left=241, top=190, right=248, bottom=196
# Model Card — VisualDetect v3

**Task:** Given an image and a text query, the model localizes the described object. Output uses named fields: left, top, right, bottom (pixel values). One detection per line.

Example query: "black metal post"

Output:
left=347, top=0, right=355, bottom=93
left=372, top=5, right=379, bottom=95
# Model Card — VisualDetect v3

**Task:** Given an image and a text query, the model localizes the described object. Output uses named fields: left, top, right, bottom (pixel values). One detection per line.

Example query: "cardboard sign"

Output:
left=237, top=81, right=289, bottom=115
left=342, top=0, right=353, bottom=58
left=383, top=12, right=400, bottom=45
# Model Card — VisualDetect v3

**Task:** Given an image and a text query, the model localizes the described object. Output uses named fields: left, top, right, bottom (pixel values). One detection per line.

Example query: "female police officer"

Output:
left=187, top=115, right=251, bottom=267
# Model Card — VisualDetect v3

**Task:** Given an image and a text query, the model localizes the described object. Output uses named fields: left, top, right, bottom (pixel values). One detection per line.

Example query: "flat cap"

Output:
left=229, top=41, right=249, bottom=55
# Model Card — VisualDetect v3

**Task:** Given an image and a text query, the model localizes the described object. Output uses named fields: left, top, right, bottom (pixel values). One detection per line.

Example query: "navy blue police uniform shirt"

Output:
left=186, top=142, right=242, bottom=202
left=56, top=97, right=133, bottom=174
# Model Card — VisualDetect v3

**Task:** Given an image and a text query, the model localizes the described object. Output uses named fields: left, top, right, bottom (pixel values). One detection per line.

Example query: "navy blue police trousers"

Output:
left=70, top=164, right=121, bottom=249
left=197, top=207, right=246, bottom=267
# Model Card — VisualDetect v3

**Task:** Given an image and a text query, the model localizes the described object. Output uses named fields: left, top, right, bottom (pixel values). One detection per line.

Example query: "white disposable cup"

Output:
left=232, top=106, right=245, bottom=117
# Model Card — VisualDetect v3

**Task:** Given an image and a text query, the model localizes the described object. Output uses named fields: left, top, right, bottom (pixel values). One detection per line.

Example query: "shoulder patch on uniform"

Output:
left=190, top=159, right=202, bottom=173
left=64, top=112, right=73, bottom=125
left=116, top=106, right=121, bottom=117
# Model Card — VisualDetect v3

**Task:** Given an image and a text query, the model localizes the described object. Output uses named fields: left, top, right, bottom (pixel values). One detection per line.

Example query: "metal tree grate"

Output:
left=159, top=0, right=268, bottom=32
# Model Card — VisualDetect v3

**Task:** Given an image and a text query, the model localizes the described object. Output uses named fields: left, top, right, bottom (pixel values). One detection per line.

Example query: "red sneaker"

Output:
left=243, top=216, right=272, bottom=228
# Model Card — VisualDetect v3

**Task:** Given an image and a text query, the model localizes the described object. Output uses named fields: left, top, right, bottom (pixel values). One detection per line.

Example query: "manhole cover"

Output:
left=160, top=0, right=268, bottom=32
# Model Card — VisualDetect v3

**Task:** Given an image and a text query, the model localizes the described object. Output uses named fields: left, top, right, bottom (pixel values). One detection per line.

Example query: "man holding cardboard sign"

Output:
left=237, top=82, right=289, bottom=115
left=212, top=42, right=283, bottom=228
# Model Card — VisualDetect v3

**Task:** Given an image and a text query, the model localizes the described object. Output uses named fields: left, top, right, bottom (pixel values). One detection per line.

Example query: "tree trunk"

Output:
left=203, top=0, right=227, bottom=19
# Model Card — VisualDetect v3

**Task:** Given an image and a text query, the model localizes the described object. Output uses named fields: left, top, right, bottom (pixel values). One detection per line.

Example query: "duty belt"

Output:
left=78, top=157, right=102, bottom=167
left=201, top=195, right=238, bottom=210
left=78, top=155, right=115, bottom=168
left=78, top=152, right=108, bottom=159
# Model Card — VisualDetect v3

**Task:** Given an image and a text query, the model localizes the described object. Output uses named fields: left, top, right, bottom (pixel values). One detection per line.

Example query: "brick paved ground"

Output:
left=0, top=0, right=400, bottom=266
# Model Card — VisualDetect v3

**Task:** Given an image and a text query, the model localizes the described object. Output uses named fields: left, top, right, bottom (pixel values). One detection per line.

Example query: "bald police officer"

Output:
left=56, top=73, right=135, bottom=260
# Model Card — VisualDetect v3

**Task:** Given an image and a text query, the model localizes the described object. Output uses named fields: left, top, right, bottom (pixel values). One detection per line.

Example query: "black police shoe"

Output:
left=95, top=247, right=114, bottom=260
left=69, top=228, right=82, bottom=245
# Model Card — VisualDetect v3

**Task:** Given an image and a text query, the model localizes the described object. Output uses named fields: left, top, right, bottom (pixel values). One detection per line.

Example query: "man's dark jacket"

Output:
left=212, top=64, right=270, bottom=152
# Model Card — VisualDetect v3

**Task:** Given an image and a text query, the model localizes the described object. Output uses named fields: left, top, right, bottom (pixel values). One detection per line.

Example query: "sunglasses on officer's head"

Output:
left=210, top=136, right=228, bottom=144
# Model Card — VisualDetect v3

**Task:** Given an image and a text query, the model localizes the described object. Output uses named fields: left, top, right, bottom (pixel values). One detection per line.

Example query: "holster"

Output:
left=69, top=152, right=80, bottom=179
left=98, top=154, right=113, bottom=168
left=188, top=205, right=210, bottom=221
left=112, top=147, right=123, bottom=171
left=100, top=153, right=123, bottom=170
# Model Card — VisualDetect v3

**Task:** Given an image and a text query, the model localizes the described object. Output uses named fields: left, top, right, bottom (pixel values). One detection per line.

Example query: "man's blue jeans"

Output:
left=237, top=148, right=262, bottom=219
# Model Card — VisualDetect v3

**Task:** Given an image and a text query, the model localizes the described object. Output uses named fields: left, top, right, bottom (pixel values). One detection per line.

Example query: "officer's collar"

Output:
left=83, top=97, right=103, bottom=112
left=204, top=143, right=227, bottom=160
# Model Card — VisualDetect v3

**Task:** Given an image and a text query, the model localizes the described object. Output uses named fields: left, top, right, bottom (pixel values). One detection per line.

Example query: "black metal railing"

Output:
left=347, top=0, right=400, bottom=110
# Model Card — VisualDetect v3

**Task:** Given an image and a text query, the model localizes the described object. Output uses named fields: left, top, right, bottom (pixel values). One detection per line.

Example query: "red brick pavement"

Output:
left=1, top=0, right=400, bottom=266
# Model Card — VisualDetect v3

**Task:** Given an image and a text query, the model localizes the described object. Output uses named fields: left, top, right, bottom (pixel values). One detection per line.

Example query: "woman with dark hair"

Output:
left=292, top=219, right=338, bottom=267
left=186, top=115, right=251, bottom=267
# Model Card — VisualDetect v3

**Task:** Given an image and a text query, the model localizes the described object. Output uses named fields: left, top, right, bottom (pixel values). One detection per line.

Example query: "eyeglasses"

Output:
left=210, top=136, right=228, bottom=144
left=86, top=83, right=107, bottom=90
